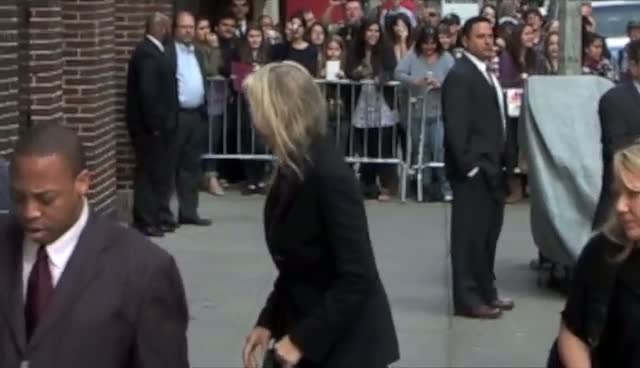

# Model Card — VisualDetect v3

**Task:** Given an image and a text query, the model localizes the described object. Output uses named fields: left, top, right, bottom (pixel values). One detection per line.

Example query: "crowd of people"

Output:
left=189, top=0, right=640, bottom=205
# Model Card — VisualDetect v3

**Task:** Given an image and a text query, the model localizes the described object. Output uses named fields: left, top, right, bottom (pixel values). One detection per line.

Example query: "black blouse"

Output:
left=561, top=233, right=640, bottom=367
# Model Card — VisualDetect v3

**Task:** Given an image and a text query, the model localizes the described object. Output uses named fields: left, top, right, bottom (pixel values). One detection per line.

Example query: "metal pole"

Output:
left=558, top=0, right=583, bottom=75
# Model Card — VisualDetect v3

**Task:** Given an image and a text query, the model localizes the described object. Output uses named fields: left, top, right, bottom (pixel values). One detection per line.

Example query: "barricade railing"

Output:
left=204, top=76, right=525, bottom=202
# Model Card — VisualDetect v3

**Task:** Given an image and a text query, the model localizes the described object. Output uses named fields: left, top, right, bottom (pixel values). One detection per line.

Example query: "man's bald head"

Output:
left=174, top=11, right=196, bottom=44
left=145, top=12, right=170, bottom=42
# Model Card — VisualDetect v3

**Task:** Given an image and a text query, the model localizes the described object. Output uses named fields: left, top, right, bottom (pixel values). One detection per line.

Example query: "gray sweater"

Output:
left=395, top=51, right=455, bottom=117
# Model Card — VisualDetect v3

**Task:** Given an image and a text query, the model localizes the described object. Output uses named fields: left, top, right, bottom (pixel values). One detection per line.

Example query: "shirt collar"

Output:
left=464, top=51, right=490, bottom=74
left=146, top=34, right=165, bottom=53
left=176, top=41, right=195, bottom=53
left=32, top=198, right=90, bottom=268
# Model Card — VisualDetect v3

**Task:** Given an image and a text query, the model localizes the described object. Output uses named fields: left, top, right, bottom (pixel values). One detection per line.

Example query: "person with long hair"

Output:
left=395, top=26, right=455, bottom=201
left=241, top=61, right=399, bottom=368
left=544, top=31, right=560, bottom=74
left=307, top=21, right=329, bottom=75
left=549, top=142, right=640, bottom=367
left=228, top=24, right=271, bottom=195
left=480, top=4, right=497, bottom=27
left=385, top=12, right=415, bottom=62
left=346, top=18, right=398, bottom=201
left=499, top=22, right=545, bottom=88
left=582, top=32, right=616, bottom=80
left=272, top=14, right=319, bottom=76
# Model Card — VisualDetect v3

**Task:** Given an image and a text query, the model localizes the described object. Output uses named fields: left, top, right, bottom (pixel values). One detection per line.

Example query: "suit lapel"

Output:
left=27, top=213, right=109, bottom=351
left=626, top=81, right=640, bottom=105
left=166, top=40, right=178, bottom=73
left=0, top=217, right=27, bottom=353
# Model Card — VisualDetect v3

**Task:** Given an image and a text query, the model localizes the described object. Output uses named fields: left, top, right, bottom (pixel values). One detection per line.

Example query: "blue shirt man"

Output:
left=175, top=41, right=205, bottom=109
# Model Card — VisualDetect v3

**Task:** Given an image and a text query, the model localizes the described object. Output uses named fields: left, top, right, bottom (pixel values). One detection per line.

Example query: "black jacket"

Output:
left=125, top=37, right=178, bottom=140
left=442, top=55, right=507, bottom=191
left=257, top=137, right=399, bottom=368
left=593, top=81, right=640, bottom=229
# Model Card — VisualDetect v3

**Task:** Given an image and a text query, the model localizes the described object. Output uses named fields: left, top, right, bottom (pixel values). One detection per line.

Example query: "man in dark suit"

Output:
left=442, top=16, right=514, bottom=319
left=165, top=11, right=212, bottom=226
left=126, top=12, right=177, bottom=237
left=0, top=124, right=189, bottom=368
left=593, top=40, right=640, bottom=229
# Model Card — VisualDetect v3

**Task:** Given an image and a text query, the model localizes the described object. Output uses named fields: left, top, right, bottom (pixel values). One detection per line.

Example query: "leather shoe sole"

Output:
left=455, top=305, right=503, bottom=319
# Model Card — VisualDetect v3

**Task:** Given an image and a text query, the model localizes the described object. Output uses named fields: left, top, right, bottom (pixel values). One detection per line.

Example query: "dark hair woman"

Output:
left=544, top=31, right=560, bottom=75
left=582, top=32, right=616, bottom=80
left=499, top=22, right=545, bottom=88
left=271, top=14, right=319, bottom=76
left=385, top=12, right=414, bottom=62
left=229, top=24, right=272, bottom=194
left=346, top=18, right=398, bottom=201
left=395, top=26, right=455, bottom=201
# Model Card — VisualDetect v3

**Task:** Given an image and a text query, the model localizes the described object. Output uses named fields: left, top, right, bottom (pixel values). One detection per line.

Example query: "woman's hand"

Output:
left=274, top=335, right=302, bottom=368
left=426, top=77, right=441, bottom=88
left=242, top=326, right=272, bottom=368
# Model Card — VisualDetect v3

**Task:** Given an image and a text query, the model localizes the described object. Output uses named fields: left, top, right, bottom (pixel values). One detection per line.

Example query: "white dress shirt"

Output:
left=22, top=199, right=90, bottom=299
left=175, top=41, right=205, bottom=109
left=464, top=51, right=507, bottom=178
left=146, top=34, right=165, bottom=53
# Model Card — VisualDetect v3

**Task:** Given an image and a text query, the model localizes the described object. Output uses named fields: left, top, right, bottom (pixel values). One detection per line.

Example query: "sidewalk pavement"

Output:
left=156, top=194, right=564, bottom=368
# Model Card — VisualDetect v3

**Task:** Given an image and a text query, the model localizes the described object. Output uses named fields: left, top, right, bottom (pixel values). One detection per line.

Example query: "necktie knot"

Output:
left=36, top=245, right=48, bottom=262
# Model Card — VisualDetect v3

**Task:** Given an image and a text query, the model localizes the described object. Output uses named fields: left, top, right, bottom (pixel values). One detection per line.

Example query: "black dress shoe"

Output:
left=178, top=217, right=212, bottom=226
left=455, top=305, right=503, bottom=319
left=159, top=224, right=176, bottom=233
left=491, top=297, right=515, bottom=311
left=134, top=225, right=164, bottom=238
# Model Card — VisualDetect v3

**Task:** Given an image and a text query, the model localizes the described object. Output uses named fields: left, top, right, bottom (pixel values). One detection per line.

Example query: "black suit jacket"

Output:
left=593, top=82, right=640, bottom=229
left=125, top=37, right=178, bottom=140
left=442, top=55, right=506, bottom=186
left=257, top=137, right=399, bottom=368
left=0, top=213, right=190, bottom=368
left=165, top=40, right=209, bottom=119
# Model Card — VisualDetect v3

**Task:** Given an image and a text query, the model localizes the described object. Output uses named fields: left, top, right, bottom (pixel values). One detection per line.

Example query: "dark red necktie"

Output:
left=25, top=245, right=54, bottom=340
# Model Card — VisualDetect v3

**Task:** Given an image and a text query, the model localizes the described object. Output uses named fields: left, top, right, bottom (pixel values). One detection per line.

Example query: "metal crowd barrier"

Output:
left=203, top=76, right=525, bottom=203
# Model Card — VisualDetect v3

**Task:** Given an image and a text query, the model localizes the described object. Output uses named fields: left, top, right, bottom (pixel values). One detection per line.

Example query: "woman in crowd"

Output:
left=437, top=23, right=454, bottom=53
left=241, top=61, right=399, bottom=368
left=194, top=16, right=225, bottom=196
left=319, top=35, right=351, bottom=154
left=228, top=24, right=271, bottom=195
left=499, top=23, right=544, bottom=202
left=308, top=22, right=329, bottom=75
left=550, top=142, right=640, bottom=367
left=395, top=26, right=454, bottom=201
left=523, top=8, right=545, bottom=49
left=480, top=4, right=498, bottom=27
left=386, top=13, right=415, bottom=63
left=499, top=23, right=545, bottom=88
left=346, top=18, right=398, bottom=201
left=545, top=31, right=560, bottom=75
left=272, top=14, right=319, bottom=76
left=582, top=32, right=616, bottom=80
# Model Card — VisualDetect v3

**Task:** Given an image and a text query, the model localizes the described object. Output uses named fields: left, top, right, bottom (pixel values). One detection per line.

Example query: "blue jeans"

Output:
left=411, top=116, right=451, bottom=196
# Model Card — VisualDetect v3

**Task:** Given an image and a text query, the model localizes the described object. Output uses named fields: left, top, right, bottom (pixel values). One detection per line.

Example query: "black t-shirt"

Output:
left=593, top=250, right=640, bottom=366
left=561, top=234, right=640, bottom=367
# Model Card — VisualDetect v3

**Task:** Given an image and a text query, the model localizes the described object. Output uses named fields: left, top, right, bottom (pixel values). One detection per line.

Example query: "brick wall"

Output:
left=0, top=0, right=173, bottom=215
left=114, top=1, right=173, bottom=191
left=0, top=1, right=20, bottom=157
left=62, top=0, right=118, bottom=214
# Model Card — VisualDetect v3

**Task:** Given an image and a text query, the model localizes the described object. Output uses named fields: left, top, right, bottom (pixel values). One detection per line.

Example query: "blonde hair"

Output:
left=243, top=61, right=327, bottom=178
left=602, top=142, right=640, bottom=261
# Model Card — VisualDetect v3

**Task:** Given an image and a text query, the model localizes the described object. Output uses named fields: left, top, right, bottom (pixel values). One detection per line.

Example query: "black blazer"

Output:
left=165, top=40, right=209, bottom=119
left=442, top=55, right=507, bottom=186
left=0, top=213, right=190, bottom=368
left=257, top=137, right=399, bottom=368
left=125, top=37, right=178, bottom=139
left=593, top=82, right=640, bottom=229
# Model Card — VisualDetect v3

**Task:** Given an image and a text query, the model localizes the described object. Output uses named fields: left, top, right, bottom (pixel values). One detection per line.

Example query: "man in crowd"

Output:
left=618, top=21, right=640, bottom=81
left=442, top=16, right=513, bottom=319
left=214, top=12, right=239, bottom=61
left=126, top=12, right=177, bottom=237
left=0, top=124, right=189, bottom=368
left=166, top=11, right=212, bottom=227
left=593, top=40, right=640, bottom=229
left=230, top=0, right=252, bottom=37
left=379, top=0, right=418, bottom=29
left=417, top=0, right=441, bottom=28
left=322, top=0, right=365, bottom=45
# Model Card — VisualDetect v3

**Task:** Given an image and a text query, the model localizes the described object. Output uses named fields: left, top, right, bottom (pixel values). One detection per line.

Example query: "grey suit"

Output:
left=0, top=213, right=190, bottom=368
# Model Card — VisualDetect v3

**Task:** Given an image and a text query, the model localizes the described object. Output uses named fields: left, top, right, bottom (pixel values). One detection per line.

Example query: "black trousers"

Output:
left=450, top=171, right=505, bottom=310
left=167, top=109, right=207, bottom=220
left=132, top=132, right=172, bottom=227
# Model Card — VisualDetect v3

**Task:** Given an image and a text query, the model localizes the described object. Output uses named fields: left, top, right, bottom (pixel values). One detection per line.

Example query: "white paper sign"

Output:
left=326, top=60, right=341, bottom=81
left=506, top=88, right=524, bottom=118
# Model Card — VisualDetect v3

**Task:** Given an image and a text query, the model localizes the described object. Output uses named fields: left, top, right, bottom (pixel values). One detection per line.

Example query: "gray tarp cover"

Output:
left=521, top=76, right=614, bottom=266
